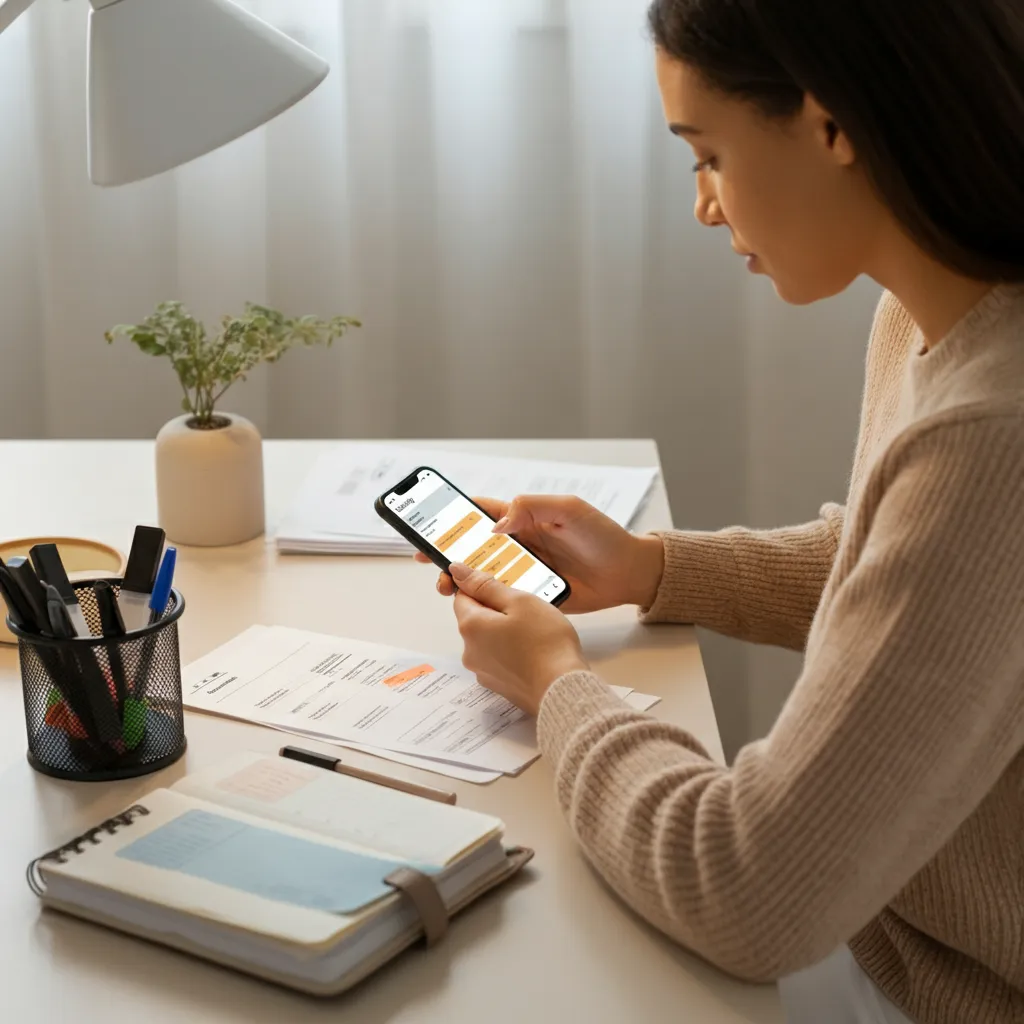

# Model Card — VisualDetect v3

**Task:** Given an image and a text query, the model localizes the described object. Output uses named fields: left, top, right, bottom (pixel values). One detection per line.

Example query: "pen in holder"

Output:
left=9, top=579, right=187, bottom=781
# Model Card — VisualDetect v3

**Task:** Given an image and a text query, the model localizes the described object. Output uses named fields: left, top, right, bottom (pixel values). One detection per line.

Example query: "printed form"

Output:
left=183, top=626, right=539, bottom=775
left=182, top=626, right=661, bottom=780
left=275, top=444, right=659, bottom=554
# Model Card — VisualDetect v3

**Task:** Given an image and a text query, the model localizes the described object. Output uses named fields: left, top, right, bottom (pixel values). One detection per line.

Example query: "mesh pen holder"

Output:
left=10, top=580, right=187, bottom=782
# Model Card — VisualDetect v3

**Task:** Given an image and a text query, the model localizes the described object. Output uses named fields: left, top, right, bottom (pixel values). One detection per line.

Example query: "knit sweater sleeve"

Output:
left=638, top=290, right=916, bottom=651
left=639, top=504, right=845, bottom=650
left=537, top=414, right=1024, bottom=982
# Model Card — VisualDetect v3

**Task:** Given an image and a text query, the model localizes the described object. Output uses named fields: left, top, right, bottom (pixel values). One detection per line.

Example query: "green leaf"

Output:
left=105, top=300, right=361, bottom=418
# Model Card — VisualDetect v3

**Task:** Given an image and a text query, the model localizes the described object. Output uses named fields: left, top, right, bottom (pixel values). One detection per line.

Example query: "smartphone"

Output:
left=375, top=467, right=571, bottom=607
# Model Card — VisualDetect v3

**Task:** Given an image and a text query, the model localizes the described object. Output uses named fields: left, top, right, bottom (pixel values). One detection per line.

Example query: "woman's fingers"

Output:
left=415, top=553, right=455, bottom=596
left=493, top=494, right=586, bottom=534
left=473, top=496, right=510, bottom=522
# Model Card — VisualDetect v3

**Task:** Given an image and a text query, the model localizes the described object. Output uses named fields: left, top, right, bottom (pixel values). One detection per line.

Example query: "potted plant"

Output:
left=107, top=301, right=360, bottom=546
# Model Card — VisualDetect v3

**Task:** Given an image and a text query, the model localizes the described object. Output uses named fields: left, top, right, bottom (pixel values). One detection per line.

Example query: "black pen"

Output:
left=7, top=557, right=51, bottom=634
left=93, top=581, right=128, bottom=709
left=45, top=585, right=121, bottom=746
left=31, top=543, right=90, bottom=637
left=0, top=561, right=36, bottom=632
left=279, top=745, right=458, bottom=805
left=1, top=559, right=90, bottom=732
left=44, top=585, right=76, bottom=639
left=36, top=584, right=99, bottom=744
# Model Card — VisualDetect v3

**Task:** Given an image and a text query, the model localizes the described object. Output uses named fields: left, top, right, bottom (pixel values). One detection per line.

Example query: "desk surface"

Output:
left=0, top=439, right=782, bottom=1024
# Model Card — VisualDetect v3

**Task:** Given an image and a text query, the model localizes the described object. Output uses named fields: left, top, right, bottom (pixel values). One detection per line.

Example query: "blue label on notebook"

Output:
left=117, top=809, right=422, bottom=913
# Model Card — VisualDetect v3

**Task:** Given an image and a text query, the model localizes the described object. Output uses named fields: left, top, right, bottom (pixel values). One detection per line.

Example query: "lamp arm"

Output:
left=0, top=0, right=38, bottom=36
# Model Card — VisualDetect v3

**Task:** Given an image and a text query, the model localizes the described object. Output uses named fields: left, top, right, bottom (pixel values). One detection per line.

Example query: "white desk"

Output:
left=0, top=440, right=783, bottom=1024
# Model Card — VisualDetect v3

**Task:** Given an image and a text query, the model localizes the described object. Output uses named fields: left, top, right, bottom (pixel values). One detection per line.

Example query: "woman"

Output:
left=419, top=2, right=1024, bottom=1022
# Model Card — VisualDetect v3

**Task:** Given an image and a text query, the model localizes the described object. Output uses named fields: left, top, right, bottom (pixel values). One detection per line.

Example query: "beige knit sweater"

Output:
left=537, top=285, right=1024, bottom=1024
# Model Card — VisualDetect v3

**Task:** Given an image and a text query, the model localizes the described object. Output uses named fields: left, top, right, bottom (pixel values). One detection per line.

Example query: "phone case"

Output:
left=374, top=467, right=571, bottom=608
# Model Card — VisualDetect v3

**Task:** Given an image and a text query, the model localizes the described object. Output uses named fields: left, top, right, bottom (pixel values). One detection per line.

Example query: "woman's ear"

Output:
left=804, top=94, right=856, bottom=167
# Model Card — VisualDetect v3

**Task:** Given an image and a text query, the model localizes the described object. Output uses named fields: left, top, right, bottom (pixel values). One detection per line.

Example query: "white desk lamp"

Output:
left=0, top=0, right=328, bottom=602
left=0, top=0, right=329, bottom=185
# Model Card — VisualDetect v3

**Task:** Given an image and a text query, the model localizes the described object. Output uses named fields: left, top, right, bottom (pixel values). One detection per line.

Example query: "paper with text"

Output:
left=275, top=444, right=658, bottom=554
left=279, top=735, right=504, bottom=784
left=182, top=626, right=538, bottom=774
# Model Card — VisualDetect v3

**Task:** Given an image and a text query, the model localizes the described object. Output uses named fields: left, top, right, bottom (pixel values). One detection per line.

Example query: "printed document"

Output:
left=275, top=444, right=658, bottom=554
left=182, top=626, right=660, bottom=779
left=183, top=626, right=539, bottom=775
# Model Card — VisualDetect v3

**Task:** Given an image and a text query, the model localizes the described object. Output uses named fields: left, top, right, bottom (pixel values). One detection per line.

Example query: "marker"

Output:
left=0, top=561, right=36, bottom=632
left=94, top=580, right=126, bottom=637
left=148, top=546, right=177, bottom=624
left=46, top=584, right=122, bottom=746
left=30, top=544, right=90, bottom=637
left=44, top=584, right=76, bottom=640
left=119, top=526, right=165, bottom=632
left=6, top=557, right=50, bottom=634
left=1, top=559, right=75, bottom=694
left=94, top=581, right=128, bottom=707
left=41, top=584, right=102, bottom=738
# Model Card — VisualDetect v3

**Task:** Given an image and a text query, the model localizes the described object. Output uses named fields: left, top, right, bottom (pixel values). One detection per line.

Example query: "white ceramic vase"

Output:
left=154, top=413, right=265, bottom=547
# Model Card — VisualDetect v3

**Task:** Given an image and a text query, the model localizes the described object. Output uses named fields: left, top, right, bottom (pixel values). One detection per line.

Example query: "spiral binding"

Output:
left=27, top=805, right=150, bottom=897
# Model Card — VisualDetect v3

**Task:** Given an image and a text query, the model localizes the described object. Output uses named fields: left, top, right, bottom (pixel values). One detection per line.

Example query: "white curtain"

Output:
left=0, top=0, right=880, bottom=753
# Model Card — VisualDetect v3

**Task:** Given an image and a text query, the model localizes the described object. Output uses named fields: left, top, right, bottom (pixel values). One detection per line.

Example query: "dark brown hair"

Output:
left=648, top=0, right=1024, bottom=282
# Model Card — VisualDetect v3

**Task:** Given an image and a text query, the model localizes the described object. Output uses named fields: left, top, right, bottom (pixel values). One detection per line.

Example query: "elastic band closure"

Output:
left=385, top=867, right=449, bottom=946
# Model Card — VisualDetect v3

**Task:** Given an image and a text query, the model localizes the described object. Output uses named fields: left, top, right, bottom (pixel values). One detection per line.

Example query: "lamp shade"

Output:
left=87, top=0, right=329, bottom=186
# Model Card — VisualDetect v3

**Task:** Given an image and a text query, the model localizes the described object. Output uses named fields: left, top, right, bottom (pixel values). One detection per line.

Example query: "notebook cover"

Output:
left=38, top=846, right=535, bottom=997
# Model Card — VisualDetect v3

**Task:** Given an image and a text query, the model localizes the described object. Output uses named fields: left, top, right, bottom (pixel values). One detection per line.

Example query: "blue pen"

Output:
left=147, top=546, right=177, bottom=625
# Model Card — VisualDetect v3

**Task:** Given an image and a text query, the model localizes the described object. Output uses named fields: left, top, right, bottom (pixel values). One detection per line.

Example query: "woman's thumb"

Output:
left=449, top=562, right=514, bottom=610
left=492, top=496, right=533, bottom=535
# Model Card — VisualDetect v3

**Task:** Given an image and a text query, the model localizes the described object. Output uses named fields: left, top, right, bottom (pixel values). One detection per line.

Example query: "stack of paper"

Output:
left=182, top=626, right=661, bottom=784
left=275, top=443, right=659, bottom=555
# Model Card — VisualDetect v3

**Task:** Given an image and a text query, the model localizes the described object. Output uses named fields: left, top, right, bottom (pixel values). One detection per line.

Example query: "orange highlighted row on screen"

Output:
left=499, top=555, right=535, bottom=587
left=481, top=542, right=522, bottom=576
left=465, top=533, right=507, bottom=569
left=435, top=511, right=482, bottom=553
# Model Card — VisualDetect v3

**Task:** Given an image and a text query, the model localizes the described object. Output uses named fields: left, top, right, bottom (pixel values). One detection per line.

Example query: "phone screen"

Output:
left=383, top=469, right=568, bottom=604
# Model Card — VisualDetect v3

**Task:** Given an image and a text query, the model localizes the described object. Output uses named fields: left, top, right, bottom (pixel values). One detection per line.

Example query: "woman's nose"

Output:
left=694, top=182, right=725, bottom=228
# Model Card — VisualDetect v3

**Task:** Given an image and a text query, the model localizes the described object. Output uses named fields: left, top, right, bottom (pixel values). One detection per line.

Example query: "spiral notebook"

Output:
left=27, top=752, right=533, bottom=996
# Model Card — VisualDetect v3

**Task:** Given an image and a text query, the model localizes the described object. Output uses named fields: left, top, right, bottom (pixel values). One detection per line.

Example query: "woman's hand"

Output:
left=449, top=562, right=589, bottom=715
left=415, top=494, right=665, bottom=613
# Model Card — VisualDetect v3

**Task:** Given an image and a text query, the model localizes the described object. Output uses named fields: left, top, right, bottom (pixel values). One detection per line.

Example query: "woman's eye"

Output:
left=691, top=157, right=718, bottom=174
